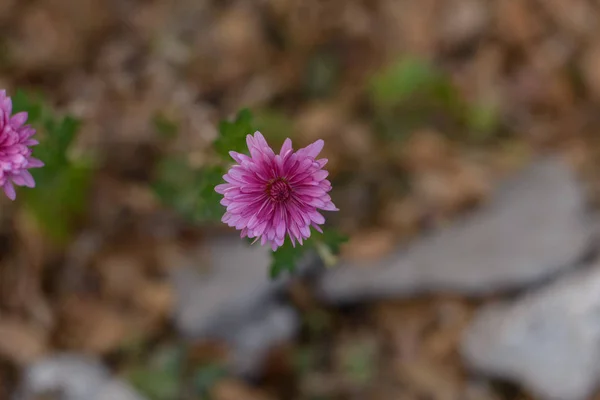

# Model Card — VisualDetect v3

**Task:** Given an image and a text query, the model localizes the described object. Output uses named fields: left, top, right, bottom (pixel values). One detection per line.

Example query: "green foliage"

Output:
left=127, top=345, right=227, bottom=400
left=127, top=346, right=183, bottom=400
left=128, top=368, right=181, bottom=400
left=269, top=228, right=349, bottom=279
left=213, top=108, right=254, bottom=158
left=292, top=346, right=319, bottom=376
left=11, top=90, right=92, bottom=242
left=305, top=51, right=340, bottom=98
left=152, top=112, right=179, bottom=139
left=338, top=339, right=378, bottom=386
left=11, top=90, right=44, bottom=122
left=193, top=364, right=228, bottom=399
left=153, top=160, right=225, bottom=223
left=369, top=57, right=460, bottom=109
left=253, top=108, right=294, bottom=147
left=153, top=109, right=257, bottom=224
left=369, top=57, right=503, bottom=143
left=270, top=239, right=306, bottom=279
left=466, top=102, right=501, bottom=142
left=319, top=228, right=349, bottom=255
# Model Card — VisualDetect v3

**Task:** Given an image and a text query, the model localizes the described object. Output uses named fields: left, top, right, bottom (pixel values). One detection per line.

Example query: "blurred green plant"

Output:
left=11, top=90, right=93, bottom=243
left=304, top=308, right=333, bottom=338
left=368, top=57, right=502, bottom=142
left=213, top=108, right=254, bottom=158
left=153, top=160, right=225, bottom=223
left=152, top=112, right=179, bottom=140
left=253, top=108, right=294, bottom=147
left=127, top=345, right=184, bottom=400
left=127, top=344, right=228, bottom=400
left=193, top=363, right=228, bottom=400
left=369, top=57, right=459, bottom=109
left=465, top=102, right=502, bottom=142
left=292, top=345, right=319, bottom=377
left=152, top=109, right=347, bottom=279
left=270, top=228, right=348, bottom=278
left=338, top=339, right=378, bottom=386
left=305, top=50, right=340, bottom=98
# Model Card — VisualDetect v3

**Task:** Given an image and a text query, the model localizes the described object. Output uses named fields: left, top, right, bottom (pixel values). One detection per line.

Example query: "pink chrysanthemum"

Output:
left=0, top=90, right=44, bottom=200
left=215, top=131, right=338, bottom=251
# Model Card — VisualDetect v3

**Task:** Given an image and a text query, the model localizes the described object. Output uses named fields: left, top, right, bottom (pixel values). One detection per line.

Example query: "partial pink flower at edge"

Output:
left=0, top=90, right=44, bottom=200
left=215, top=131, right=338, bottom=251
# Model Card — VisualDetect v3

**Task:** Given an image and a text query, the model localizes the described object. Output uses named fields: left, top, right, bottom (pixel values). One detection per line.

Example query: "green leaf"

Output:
left=370, top=58, right=439, bottom=107
left=12, top=89, right=81, bottom=171
left=34, top=115, right=81, bottom=171
left=268, top=227, right=348, bottom=279
left=54, top=115, right=81, bottom=155
left=153, top=158, right=225, bottom=223
left=369, top=57, right=463, bottom=113
left=270, top=240, right=306, bottom=279
left=213, top=108, right=255, bottom=159
left=10, top=89, right=45, bottom=123
left=12, top=90, right=91, bottom=242
left=127, top=346, right=184, bottom=400
left=319, top=228, right=349, bottom=254
left=150, top=345, right=184, bottom=374
left=24, top=162, right=93, bottom=243
left=128, top=368, right=180, bottom=400
left=193, top=364, right=228, bottom=396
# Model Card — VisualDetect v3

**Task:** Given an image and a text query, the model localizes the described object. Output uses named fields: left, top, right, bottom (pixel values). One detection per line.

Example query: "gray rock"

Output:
left=92, top=380, right=147, bottom=400
left=228, top=303, right=299, bottom=377
left=172, top=235, right=276, bottom=339
left=14, top=354, right=146, bottom=400
left=171, top=235, right=301, bottom=377
left=318, top=156, right=591, bottom=303
left=461, top=260, right=600, bottom=400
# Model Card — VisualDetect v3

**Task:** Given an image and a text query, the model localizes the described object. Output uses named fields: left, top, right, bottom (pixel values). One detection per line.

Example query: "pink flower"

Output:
left=215, top=131, right=338, bottom=251
left=0, top=90, right=44, bottom=200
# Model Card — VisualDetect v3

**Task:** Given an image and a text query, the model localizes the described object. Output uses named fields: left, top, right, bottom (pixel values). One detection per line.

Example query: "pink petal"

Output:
left=3, top=181, right=15, bottom=200
left=13, top=170, right=35, bottom=188
left=215, top=183, right=233, bottom=194
left=27, top=158, right=44, bottom=168
left=300, top=139, right=324, bottom=159
left=313, top=170, right=329, bottom=181
left=10, top=112, right=28, bottom=129
left=279, top=138, right=293, bottom=157
left=253, top=131, right=268, bottom=148
left=309, top=211, right=325, bottom=225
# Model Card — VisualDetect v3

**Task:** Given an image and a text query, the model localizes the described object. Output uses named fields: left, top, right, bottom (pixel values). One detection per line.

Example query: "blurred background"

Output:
left=1, top=0, right=600, bottom=399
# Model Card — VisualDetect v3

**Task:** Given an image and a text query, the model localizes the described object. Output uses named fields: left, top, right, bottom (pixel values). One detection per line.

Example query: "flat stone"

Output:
left=172, top=234, right=277, bottom=339
left=228, top=303, right=299, bottom=377
left=318, top=156, right=591, bottom=303
left=171, top=235, right=302, bottom=377
left=93, top=380, right=147, bottom=400
left=14, top=354, right=146, bottom=400
left=461, top=259, right=600, bottom=400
